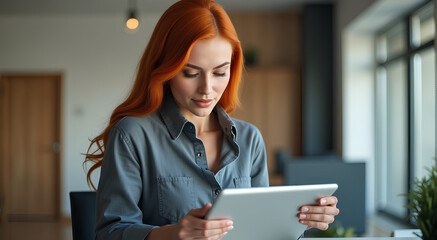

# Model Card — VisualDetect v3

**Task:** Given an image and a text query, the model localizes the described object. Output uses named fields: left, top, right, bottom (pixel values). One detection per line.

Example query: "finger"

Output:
left=188, top=203, right=213, bottom=218
left=299, top=220, right=329, bottom=231
left=177, top=221, right=229, bottom=239
left=298, top=213, right=335, bottom=223
left=300, top=206, right=339, bottom=215
left=192, top=231, right=229, bottom=240
left=188, top=217, right=233, bottom=230
left=191, top=225, right=234, bottom=238
left=319, top=196, right=338, bottom=206
left=199, top=231, right=229, bottom=240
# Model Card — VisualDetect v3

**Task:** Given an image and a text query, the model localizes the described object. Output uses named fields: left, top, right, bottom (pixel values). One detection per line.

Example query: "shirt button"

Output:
left=196, top=152, right=202, bottom=157
left=215, top=189, right=221, bottom=196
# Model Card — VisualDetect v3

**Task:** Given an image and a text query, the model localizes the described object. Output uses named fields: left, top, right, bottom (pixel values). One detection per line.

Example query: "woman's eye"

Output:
left=183, top=71, right=199, bottom=78
left=214, top=72, right=226, bottom=77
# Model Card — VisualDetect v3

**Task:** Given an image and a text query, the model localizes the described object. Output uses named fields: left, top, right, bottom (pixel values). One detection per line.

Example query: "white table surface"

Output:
left=302, top=238, right=420, bottom=240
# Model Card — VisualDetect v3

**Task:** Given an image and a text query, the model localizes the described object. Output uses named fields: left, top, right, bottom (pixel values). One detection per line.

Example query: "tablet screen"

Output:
left=206, top=183, right=338, bottom=240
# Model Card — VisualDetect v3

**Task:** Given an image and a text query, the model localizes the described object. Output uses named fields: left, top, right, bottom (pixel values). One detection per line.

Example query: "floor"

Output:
left=0, top=221, right=72, bottom=240
left=0, top=214, right=414, bottom=240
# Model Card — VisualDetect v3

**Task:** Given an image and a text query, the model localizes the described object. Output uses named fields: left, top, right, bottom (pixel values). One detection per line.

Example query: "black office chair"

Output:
left=70, top=191, right=96, bottom=240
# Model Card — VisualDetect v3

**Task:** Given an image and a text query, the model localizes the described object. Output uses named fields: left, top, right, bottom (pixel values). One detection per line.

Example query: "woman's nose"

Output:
left=198, top=74, right=212, bottom=94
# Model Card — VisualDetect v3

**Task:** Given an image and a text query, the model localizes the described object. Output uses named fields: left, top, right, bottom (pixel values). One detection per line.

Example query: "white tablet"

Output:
left=205, top=183, right=338, bottom=240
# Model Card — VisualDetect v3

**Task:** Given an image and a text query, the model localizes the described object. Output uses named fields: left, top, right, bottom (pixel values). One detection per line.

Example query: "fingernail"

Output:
left=302, top=207, right=309, bottom=212
left=223, top=232, right=228, bottom=236
left=227, top=221, right=233, bottom=226
left=300, top=214, right=306, bottom=219
left=321, top=199, right=327, bottom=204
left=227, top=226, right=234, bottom=230
left=299, top=220, right=305, bottom=224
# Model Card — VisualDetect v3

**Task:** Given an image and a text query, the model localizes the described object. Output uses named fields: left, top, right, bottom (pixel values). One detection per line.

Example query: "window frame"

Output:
left=375, top=0, right=435, bottom=224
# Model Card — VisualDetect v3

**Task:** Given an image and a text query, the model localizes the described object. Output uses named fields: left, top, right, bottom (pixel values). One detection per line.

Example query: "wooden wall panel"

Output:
left=232, top=67, right=301, bottom=185
left=229, top=11, right=301, bottom=68
left=229, top=11, right=302, bottom=185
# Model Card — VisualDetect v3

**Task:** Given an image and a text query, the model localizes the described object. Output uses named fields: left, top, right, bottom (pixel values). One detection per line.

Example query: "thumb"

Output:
left=189, top=203, right=212, bottom=218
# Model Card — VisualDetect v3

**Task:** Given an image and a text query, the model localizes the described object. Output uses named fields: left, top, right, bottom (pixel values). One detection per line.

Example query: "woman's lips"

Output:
left=193, top=99, right=213, bottom=108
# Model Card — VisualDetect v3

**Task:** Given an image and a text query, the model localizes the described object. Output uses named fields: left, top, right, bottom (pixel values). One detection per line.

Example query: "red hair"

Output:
left=84, top=0, right=243, bottom=190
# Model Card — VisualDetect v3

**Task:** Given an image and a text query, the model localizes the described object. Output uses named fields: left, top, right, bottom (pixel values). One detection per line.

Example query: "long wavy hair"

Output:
left=84, top=0, right=243, bottom=190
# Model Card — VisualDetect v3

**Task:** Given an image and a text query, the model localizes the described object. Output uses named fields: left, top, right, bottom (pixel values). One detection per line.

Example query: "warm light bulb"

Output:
left=126, top=18, right=139, bottom=30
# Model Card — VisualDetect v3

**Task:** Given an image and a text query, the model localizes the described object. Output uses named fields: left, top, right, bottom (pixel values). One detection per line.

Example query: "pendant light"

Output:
left=126, top=0, right=139, bottom=31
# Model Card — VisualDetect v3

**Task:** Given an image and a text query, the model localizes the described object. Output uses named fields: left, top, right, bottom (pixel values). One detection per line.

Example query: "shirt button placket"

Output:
left=194, top=145, right=208, bottom=170
left=197, top=152, right=208, bottom=171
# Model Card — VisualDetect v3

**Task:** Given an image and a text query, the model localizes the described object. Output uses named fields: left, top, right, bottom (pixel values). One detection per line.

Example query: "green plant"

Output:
left=243, top=47, right=258, bottom=66
left=406, top=166, right=437, bottom=240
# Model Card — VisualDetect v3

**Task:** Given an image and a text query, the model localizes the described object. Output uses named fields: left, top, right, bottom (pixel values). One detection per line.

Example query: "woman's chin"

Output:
left=188, top=106, right=216, bottom=118
left=193, top=110, right=213, bottom=118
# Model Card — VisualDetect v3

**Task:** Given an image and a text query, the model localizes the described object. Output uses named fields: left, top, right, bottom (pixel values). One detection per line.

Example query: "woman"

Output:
left=84, top=0, right=339, bottom=239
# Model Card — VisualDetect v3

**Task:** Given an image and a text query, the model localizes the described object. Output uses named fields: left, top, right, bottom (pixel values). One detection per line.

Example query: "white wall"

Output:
left=335, top=0, right=378, bottom=217
left=0, top=13, right=160, bottom=217
left=334, top=0, right=376, bottom=157
left=342, top=30, right=376, bottom=216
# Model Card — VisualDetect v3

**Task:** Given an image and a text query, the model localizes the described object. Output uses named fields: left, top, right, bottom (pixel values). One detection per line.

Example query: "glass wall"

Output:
left=386, top=59, right=409, bottom=218
left=413, top=48, right=436, bottom=180
left=376, top=1, right=435, bottom=220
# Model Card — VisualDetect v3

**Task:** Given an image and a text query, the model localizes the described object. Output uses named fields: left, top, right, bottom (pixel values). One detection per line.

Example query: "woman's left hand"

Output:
left=298, top=196, right=339, bottom=231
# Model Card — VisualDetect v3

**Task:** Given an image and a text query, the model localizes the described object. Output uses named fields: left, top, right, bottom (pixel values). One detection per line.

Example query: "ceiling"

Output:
left=0, top=0, right=335, bottom=15
left=348, top=0, right=428, bottom=33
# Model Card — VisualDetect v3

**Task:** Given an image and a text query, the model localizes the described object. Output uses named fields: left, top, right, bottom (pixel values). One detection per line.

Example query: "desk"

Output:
left=303, top=238, right=420, bottom=240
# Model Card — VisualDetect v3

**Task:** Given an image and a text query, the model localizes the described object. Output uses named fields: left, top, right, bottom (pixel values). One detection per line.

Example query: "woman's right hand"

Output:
left=147, top=203, right=234, bottom=240
left=173, top=203, right=233, bottom=239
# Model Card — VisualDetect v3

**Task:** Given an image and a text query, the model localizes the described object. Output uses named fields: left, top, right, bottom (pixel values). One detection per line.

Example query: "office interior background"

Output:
left=0, top=0, right=436, bottom=239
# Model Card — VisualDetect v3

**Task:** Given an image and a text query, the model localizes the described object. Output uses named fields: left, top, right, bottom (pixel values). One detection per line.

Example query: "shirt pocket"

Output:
left=233, top=177, right=252, bottom=188
left=156, top=176, right=194, bottom=223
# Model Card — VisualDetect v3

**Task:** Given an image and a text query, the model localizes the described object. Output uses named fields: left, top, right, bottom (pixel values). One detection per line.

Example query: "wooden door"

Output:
left=0, top=74, right=61, bottom=222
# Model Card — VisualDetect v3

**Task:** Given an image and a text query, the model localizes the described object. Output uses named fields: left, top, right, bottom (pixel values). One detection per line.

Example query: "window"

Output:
left=376, top=1, right=435, bottom=220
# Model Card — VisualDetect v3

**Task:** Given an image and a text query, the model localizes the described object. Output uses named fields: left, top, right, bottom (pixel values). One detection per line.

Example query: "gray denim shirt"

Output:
left=95, top=93, right=269, bottom=240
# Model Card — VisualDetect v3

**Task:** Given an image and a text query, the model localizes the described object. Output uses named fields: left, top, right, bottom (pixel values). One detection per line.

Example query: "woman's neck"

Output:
left=187, top=112, right=221, bottom=135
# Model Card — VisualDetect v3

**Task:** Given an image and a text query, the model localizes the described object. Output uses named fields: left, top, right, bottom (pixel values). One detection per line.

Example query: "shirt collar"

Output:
left=214, top=105, right=238, bottom=141
left=159, top=91, right=237, bottom=141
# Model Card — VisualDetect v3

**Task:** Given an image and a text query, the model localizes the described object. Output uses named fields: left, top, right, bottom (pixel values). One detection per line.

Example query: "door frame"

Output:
left=0, top=73, right=62, bottom=222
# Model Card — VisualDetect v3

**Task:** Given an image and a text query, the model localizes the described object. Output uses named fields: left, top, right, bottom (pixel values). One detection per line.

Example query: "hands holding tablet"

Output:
left=148, top=189, right=339, bottom=240
left=298, top=196, right=340, bottom=230
left=168, top=195, right=340, bottom=240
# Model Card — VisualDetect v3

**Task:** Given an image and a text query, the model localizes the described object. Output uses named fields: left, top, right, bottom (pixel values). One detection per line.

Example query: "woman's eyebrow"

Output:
left=185, top=62, right=230, bottom=70
left=213, top=62, right=230, bottom=69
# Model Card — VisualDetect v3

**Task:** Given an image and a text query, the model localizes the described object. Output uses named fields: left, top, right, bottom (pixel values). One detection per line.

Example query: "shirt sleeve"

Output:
left=95, top=126, right=157, bottom=240
left=250, top=127, right=270, bottom=187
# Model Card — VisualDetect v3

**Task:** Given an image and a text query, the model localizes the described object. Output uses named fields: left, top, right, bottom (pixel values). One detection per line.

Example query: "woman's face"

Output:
left=170, top=36, right=232, bottom=121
